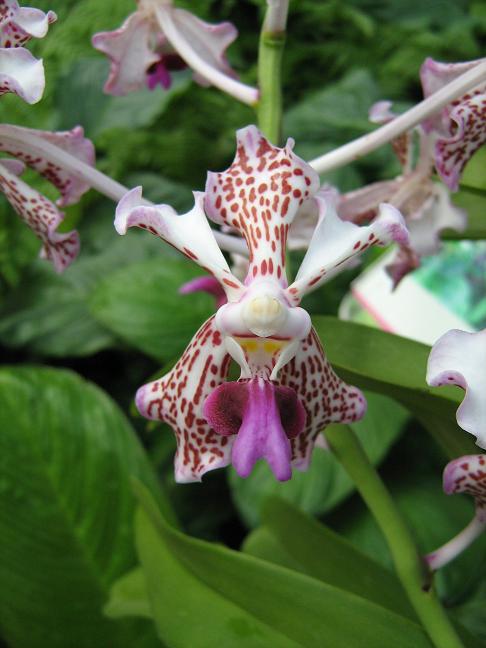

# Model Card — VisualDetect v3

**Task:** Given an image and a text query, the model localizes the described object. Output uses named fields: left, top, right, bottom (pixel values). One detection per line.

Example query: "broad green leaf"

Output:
left=229, top=391, right=408, bottom=527
left=89, top=258, right=214, bottom=360
left=460, top=148, right=486, bottom=193
left=244, top=497, right=414, bottom=620
left=104, top=567, right=152, bottom=620
left=135, top=483, right=433, bottom=648
left=0, top=366, right=171, bottom=648
left=314, top=316, right=477, bottom=458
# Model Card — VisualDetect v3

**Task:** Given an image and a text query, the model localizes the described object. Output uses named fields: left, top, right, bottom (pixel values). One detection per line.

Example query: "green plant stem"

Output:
left=257, top=29, right=286, bottom=143
left=326, top=425, right=464, bottom=648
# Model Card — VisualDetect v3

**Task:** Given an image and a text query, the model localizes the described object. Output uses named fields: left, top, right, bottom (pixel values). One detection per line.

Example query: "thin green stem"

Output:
left=326, top=425, right=464, bottom=648
left=257, top=25, right=286, bottom=143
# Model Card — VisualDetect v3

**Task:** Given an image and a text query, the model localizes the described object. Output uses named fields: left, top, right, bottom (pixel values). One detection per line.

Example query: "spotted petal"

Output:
left=205, top=125, right=320, bottom=287
left=286, top=193, right=409, bottom=305
left=92, top=11, right=160, bottom=96
left=135, top=316, right=232, bottom=483
left=0, top=0, right=56, bottom=47
left=427, top=328, right=486, bottom=449
left=0, top=124, right=95, bottom=205
left=115, top=187, right=243, bottom=301
left=0, top=159, right=79, bottom=272
left=0, top=46, right=44, bottom=102
left=279, top=328, right=367, bottom=470
left=443, top=454, right=486, bottom=521
left=420, top=57, right=486, bottom=190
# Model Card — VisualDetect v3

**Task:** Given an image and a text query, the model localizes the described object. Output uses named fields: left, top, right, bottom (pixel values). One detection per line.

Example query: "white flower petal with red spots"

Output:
left=205, top=125, right=319, bottom=287
left=427, top=328, right=486, bottom=449
left=443, top=454, right=486, bottom=522
left=0, top=125, right=95, bottom=206
left=0, top=46, right=44, bottom=102
left=0, top=0, right=56, bottom=48
left=115, top=187, right=243, bottom=300
left=92, top=11, right=160, bottom=96
left=0, top=160, right=79, bottom=272
left=279, top=328, right=366, bottom=470
left=420, top=57, right=486, bottom=191
left=135, top=316, right=233, bottom=483
left=286, top=193, right=409, bottom=304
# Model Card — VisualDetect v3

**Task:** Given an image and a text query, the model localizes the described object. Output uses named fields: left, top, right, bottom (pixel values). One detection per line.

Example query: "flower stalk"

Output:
left=325, top=424, right=464, bottom=648
left=309, top=59, right=486, bottom=174
left=257, top=1, right=289, bottom=143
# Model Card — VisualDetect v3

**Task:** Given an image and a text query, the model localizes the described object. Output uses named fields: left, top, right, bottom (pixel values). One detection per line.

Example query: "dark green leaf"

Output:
left=229, top=391, right=408, bottom=527
left=104, top=567, right=152, bottom=620
left=314, top=316, right=477, bottom=458
left=89, top=258, right=214, bottom=360
left=0, top=366, right=170, bottom=648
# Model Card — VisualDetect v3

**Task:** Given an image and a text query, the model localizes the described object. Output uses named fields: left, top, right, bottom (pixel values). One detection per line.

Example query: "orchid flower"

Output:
left=420, top=57, right=486, bottom=192
left=338, top=93, right=467, bottom=286
left=424, top=329, right=486, bottom=569
left=0, top=125, right=95, bottom=271
left=0, top=0, right=56, bottom=103
left=115, top=125, right=409, bottom=483
left=92, top=0, right=257, bottom=105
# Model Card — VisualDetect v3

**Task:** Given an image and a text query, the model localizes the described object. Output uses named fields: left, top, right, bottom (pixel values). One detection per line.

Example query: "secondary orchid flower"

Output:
left=115, top=125, right=409, bottom=483
left=0, top=0, right=56, bottom=103
left=420, top=57, right=486, bottom=192
left=92, top=0, right=256, bottom=104
left=424, top=328, right=486, bottom=569
left=0, top=125, right=95, bottom=271
left=338, top=97, right=467, bottom=286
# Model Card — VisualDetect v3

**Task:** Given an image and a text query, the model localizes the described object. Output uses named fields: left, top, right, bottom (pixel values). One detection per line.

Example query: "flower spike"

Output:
left=427, top=328, right=486, bottom=449
left=121, top=126, right=403, bottom=482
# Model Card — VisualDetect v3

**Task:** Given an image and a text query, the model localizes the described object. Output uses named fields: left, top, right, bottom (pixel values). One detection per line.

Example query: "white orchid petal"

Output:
left=0, top=46, right=44, bottom=103
left=427, top=328, right=486, bottom=449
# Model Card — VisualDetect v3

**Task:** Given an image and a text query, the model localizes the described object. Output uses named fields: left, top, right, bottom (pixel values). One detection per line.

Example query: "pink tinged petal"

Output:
left=337, top=179, right=400, bottom=224
left=0, top=160, right=79, bottom=272
left=203, top=377, right=306, bottom=481
left=0, top=124, right=95, bottom=206
left=169, top=7, right=238, bottom=86
left=0, top=46, right=44, bottom=102
left=369, top=100, right=398, bottom=123
left=385, top=246, right=420, bottom=288
left=115, top=188, right=243, bottom=301
left=92, top=11, right=160, bottom=96
left=443, top=454, right=486, bottom=521
left=279, top=328, right=367, bottom=470
left=179, top=275, right=227, bottom=308
left=286, top=193, right=409, bottom=304
left=0, top=0, right=56, bottom=47
left=136, top=316, right=232, bottom=483
left=427, top=328, right=486, bottom=449
left=205, top=125, right=320, bottom=287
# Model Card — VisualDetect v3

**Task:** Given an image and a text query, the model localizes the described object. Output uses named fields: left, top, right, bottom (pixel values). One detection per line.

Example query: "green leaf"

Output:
left=229, top=391, right=408, bottom=527
left=442, top=190, right=486, bottom=240
left=244, top=497, right=415, bottom=619
left=313, top=316, right=477, bottom=458
left=104, top=567, right=152, bottom=620
left=0, top=366, right=171, bottom=648
left=89, top=258, right=214, bottom=360
left=55, top=58, right=191, bottom=138
left=460, top=148, right=486, bottom=193
left=135, top=483, right=433, bottom=648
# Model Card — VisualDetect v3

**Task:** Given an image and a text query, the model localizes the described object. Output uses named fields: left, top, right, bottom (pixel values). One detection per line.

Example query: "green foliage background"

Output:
left=0, top=1, right=486, bottom=647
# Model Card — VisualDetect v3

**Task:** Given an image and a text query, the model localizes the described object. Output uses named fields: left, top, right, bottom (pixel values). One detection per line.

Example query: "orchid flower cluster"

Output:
left=3, top=1, right=486, bottom=644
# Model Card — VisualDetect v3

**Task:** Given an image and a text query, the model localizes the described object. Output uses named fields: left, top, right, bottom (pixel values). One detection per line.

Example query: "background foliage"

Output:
left=1, top=1, right=485, bottom=646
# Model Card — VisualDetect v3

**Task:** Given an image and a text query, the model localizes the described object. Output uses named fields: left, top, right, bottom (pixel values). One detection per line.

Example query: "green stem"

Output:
left=257, top=29, right=286, bottom=143
left=326, top=425, right=464, bottom=648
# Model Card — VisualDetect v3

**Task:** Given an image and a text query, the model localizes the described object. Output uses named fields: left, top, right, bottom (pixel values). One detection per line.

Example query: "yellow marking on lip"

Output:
left=234, top=336, right=287, bottom=355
